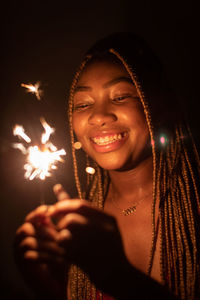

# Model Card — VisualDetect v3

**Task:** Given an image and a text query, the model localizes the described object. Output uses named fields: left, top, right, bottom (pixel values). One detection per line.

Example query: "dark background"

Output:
left=0, top=0, right=198, bottom=298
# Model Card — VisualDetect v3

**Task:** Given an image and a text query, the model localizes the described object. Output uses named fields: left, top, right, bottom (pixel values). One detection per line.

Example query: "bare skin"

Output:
left=104, top=156, right=161, bottom=283
left=47, top=186, right=173, bottom=300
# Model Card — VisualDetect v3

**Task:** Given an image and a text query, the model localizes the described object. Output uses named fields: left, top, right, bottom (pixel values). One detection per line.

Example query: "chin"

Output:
left=94, top=155, right=129, bottom=171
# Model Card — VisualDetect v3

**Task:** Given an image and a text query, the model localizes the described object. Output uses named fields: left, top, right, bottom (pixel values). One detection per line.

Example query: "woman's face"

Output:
left=72, top=59, right=151, bottom=171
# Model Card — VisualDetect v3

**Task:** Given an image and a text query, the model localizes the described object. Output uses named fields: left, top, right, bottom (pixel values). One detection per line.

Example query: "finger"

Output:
left=25, top=206, right=57, bottom=233
left=20, top=236, right=65, bottom=256
left=15, top=222, right=36, bottom=247
left=56, top=229, right=73, bottom=258
left=56, top=213, right=88, bottom=231
left=47, top=199, right=93, bottom=218
left=37, top=225, right=58, bottom=241
left=53, top=184, right=70, bottom=202
left=16, top=221, right=58, bottom=242
left=16, top=222, right=36, bottom=237
left=57, top=229, right=72, bottom=242
left=25, top=205, right=49, bottom=223
left=24, top=250, right=65, bottom=264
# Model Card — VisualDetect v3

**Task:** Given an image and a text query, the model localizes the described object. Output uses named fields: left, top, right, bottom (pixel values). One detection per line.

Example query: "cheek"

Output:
left=72, top=114, right=83, bottom=135
left=123, top=108, right=149, bottom=141
left=121, top=105, right=146, bottom=128
left=72, top=114, right=88, bottom=143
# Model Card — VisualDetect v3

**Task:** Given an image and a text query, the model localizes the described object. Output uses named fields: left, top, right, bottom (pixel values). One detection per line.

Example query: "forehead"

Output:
left=77, top=60, right=131, bottom=86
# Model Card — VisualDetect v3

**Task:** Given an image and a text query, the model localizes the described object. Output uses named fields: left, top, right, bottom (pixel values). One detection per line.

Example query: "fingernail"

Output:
left=59, top=229, right=70, bottom=240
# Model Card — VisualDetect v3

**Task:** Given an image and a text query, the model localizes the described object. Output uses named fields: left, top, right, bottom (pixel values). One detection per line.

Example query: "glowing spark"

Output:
left=40, top=117, right=55, bottom=144
left=12, top=143, right=27, bottom=155
left=21, top=82, right=42, bottom=100
left=13, top=125, right=31, bottom=143
left=85, top=167, right=95, bottom=175
left=13, top=119, right=66, bottom=180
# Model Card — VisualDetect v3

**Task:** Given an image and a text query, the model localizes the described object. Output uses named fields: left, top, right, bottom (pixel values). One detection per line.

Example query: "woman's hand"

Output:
left=48, top=185, right=129, bottom=294
left=14, top=202, right=69, bottom=300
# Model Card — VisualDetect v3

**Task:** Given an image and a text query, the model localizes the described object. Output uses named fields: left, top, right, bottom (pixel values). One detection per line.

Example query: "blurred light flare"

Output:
left=13, top=119, right=66, bottom=181
left=160, top=134, right=168, bottom=146
left=40, top=117, right=55, bottom=144
left=160, top=136, right=166, bottom=144
left=21, top=82, right=42, bottom=100
left=85, top=167, right=96, bottom=175
left=13, top=125, right=31, bottom=143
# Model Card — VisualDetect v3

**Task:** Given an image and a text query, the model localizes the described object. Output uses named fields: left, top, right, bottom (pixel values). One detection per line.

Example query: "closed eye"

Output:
left=73, top=103, right=92, bottom=111
left=112, top=94, right=132, bottom=103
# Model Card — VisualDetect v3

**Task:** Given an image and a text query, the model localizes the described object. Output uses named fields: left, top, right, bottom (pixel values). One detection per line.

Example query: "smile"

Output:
left=89, top=131, right=128, bottom=153
left=91, top=133, right=127, bottom=145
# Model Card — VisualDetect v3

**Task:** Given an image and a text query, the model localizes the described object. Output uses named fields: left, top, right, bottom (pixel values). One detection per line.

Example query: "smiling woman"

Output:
left=14, top=33, right=200, bottom=300
left=72, top=58, right=150, bottom=171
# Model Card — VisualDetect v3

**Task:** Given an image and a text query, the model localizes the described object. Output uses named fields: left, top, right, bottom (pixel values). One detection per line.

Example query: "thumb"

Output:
left=53, top=184, right=70, bottom=201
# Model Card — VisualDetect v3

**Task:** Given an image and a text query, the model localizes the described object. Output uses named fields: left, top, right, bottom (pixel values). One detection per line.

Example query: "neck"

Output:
left=108, top=156, right=153, bottom=203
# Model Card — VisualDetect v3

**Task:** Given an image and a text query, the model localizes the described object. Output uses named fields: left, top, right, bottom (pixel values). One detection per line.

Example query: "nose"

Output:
left=88, top=104, right=117, bottom=127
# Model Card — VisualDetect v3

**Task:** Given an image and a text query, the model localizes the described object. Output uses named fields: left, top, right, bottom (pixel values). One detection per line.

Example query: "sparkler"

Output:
left=21, top=82, right=42, bottom=100
left=14, top=80, right=95, bottom=204
left=13, top=118, right=66, bottom=181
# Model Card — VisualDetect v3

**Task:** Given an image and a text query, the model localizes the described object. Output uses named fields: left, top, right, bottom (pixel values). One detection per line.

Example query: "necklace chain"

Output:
left=111, top=189, right=152, bottom=216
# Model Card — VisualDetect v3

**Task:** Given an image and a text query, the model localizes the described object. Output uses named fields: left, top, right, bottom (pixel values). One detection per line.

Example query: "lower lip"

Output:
left=90, top=135, right=128, bottom=153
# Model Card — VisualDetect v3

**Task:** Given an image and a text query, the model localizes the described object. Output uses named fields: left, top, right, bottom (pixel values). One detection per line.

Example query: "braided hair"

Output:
left=67, top=33, right=200, bottom=300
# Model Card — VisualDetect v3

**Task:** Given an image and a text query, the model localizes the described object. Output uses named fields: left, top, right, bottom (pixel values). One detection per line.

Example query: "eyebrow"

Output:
left=74, top=76, right=134, bottom=93
left=103, top=76, right=133, bottom=88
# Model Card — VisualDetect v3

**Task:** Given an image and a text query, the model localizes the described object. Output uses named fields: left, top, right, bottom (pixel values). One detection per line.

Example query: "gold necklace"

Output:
left=111, top=190, right=152, bottom=216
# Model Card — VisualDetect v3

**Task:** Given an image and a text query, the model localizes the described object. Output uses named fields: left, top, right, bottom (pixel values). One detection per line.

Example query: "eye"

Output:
left=112, top=94, right=131, bottom=103
left=73, top=102, right=92, bottom=111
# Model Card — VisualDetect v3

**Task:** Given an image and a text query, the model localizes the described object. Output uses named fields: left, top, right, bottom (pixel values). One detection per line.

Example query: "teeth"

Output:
left=92, top=133, right=124, bottom=145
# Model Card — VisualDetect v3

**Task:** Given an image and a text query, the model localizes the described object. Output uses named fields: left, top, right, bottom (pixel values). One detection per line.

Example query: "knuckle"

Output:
left=16, top=222, right=35, bottom=236
left=24, top=250, right=38, bottom=260
left=20, top=236, right=37, bottom=250
left=65, top=213, right=77, bottom=225
left=76, top=200, right=89, bottom=211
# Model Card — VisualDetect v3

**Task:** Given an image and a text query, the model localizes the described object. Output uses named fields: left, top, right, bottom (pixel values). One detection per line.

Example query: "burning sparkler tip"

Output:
left=13, top=118, right=66, bottom=181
